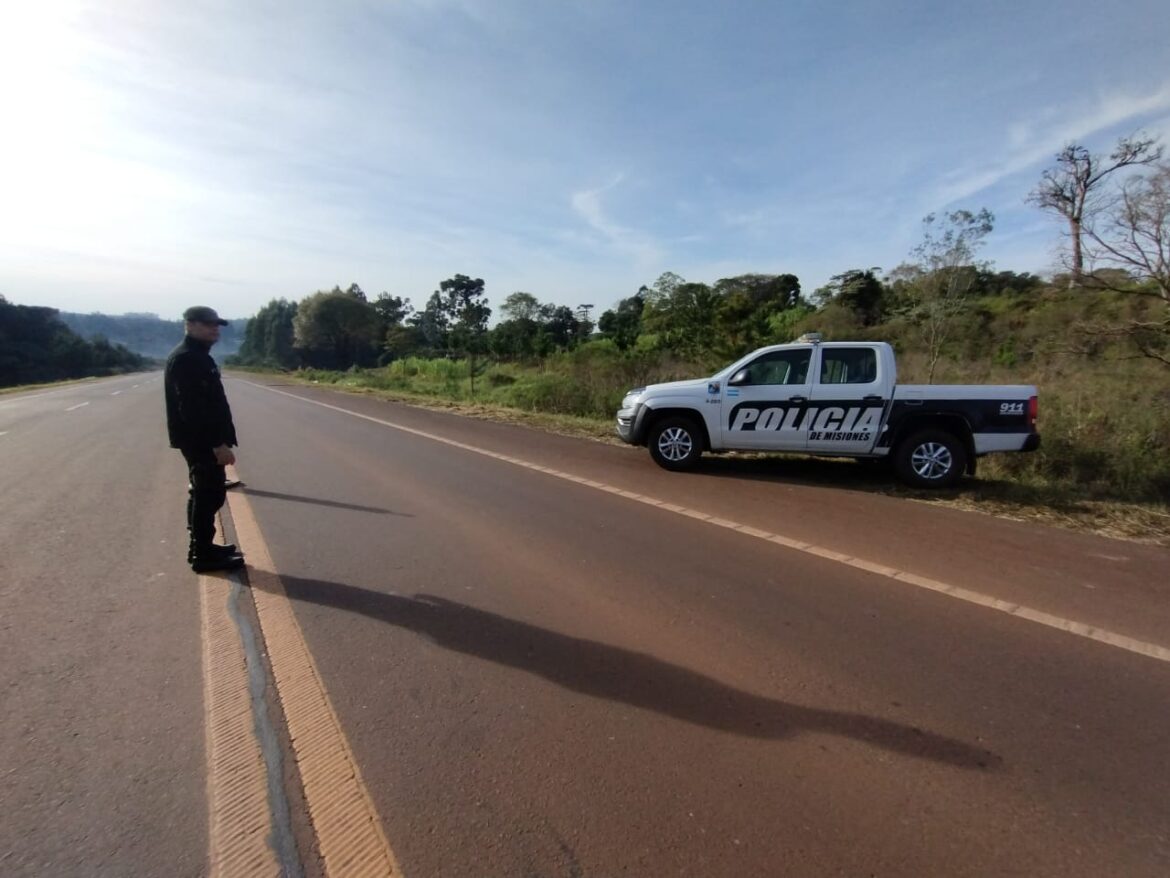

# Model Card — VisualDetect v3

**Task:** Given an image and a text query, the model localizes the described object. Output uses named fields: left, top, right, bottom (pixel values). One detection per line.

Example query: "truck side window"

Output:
left=820, top=348, right=877, bottom=384
left=742, top=350, right=811, bottom=385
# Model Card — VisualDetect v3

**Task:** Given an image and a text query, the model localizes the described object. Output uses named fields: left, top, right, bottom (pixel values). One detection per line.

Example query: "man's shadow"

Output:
left=272, top=574, right=1002, bottom=772
left=241, top=487, right=412, bottom=516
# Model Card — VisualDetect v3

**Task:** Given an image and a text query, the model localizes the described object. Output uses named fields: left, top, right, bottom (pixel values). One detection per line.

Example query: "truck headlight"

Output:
left=620, top=388, right=645, bottom=410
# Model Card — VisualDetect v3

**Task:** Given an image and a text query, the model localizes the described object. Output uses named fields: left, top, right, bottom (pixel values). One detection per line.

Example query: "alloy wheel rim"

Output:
left=658, top=427, right=693, bottom=462
left=911, top=442, right=952, bottom=480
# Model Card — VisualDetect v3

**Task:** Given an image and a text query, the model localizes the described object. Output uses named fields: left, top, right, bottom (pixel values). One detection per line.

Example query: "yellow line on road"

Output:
left=226, top=481, right=404, bottom=877
left=246, top=382, right=1170, bottom=666
left=200, top=573, right=281, bottom=877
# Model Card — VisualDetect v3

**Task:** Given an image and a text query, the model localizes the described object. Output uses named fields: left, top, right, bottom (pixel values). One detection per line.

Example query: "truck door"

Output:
left=721, top=348, right=813, bottom=450
left=805, top=345, right=887, bottom=455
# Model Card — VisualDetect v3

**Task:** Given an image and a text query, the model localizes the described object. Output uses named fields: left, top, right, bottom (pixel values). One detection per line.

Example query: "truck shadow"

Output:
left=690, top=454, right=901, bottom=491
left=685, top=454, right=1103, bottom=514
left=268, top=573, right=1003, bottom=772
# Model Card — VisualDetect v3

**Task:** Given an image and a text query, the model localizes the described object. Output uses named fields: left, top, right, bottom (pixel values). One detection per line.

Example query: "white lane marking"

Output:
left=246, top=382, right=1170, bottom=665
left=0, top=431, right=8, bottom=436
left=65, top=402, right=90, bottom=412
left=110, top=391, right=123, bottom=396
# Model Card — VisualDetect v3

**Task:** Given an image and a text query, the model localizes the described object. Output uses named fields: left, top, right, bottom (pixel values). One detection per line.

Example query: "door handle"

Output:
left=789, top=395, right=807, bottom=402
left=863, top=395, right=883, bottom=402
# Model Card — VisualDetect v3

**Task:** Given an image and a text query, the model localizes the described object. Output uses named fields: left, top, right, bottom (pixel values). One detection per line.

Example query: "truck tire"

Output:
left=894, top=428, right=967, bottom=489
left=648, top=416, right=704, bottom=471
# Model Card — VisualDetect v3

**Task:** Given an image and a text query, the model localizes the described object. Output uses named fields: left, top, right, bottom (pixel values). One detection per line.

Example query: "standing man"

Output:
left=165, top=306, right=245, bottom=573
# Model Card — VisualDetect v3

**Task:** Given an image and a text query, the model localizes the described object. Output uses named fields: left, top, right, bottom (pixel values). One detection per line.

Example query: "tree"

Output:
left=706, top=274, right=801, bottom=355
left=1028, top=134, right=1162, bottom=286
left=367, top=294, right=414, bottom=363
left=409, top=290, right=451, bottom=355
left=1079, top=162, right=1170, bottom=365
left=641, top=272, right=684, bottom=307
left=489, top=317, right=540, bottom=359
left=490, top=293, right=545, bottom=359
left=437, top=275, right=491, bottom=394
left=539, top=305, right=579, bottom=352
left=642, top=280, right=721, bottom=359
left=383, top=324, right=426, bottom=361
left=292, top=290, right=382, bottom=369
left=597, top=293, right=645, bottom=351
left=237, top=299, right=298, bottom=368
left=712, top=273, right=801, bottom=311
left=573, top=313, right=595, bottom=346
left=814, top=269, right=886, bottom=326
left=893, top=209, right=994, bottom=383
left=500, top=292, right=542, bottom=322
left=372, top=293, right=412, bottom=328
left=970, top=270, right=1045, bottom=298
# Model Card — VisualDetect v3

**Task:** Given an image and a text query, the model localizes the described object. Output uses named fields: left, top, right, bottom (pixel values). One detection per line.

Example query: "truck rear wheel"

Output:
left=648, top=416, right=704, bottom=471
left=894, top=429, right=966, bottom=489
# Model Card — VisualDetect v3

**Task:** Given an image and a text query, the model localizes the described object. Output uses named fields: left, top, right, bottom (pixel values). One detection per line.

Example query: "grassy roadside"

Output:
left=235, top=367, right=1169, bottom=547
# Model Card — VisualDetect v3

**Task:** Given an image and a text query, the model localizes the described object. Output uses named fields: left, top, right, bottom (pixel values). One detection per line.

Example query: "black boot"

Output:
left=190, top=553, right=246, bottom=573
left=189, top=542, right=243, bottom=566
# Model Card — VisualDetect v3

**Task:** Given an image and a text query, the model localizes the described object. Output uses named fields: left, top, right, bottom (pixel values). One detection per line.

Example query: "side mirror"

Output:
left=728, top=369, right=749, bottom=386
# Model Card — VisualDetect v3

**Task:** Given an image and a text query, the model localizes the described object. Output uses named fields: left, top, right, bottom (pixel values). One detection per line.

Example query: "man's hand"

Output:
left=213, top=445, right=236, bottom=467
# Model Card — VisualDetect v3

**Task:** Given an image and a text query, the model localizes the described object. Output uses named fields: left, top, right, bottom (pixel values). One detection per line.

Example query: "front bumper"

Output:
left=616, top=404, right=643, bottom=444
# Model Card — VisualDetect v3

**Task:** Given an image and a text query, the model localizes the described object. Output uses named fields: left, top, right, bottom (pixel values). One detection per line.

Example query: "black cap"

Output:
left=183, top=306, right=228, bottom=326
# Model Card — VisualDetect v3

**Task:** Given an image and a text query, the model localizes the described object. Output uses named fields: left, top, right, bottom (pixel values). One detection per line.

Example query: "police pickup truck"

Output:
left=616, top=334, right=1039, bottom=488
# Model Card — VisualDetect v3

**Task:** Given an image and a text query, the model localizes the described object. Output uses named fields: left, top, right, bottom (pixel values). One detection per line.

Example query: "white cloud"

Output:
left=570, top=174, right=664, bottom=269
left=932, top=82, right=1170, bottom=208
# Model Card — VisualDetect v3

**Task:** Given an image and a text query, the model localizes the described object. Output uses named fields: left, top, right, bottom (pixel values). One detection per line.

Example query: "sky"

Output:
left=2, top=0, right=1168, bottom=322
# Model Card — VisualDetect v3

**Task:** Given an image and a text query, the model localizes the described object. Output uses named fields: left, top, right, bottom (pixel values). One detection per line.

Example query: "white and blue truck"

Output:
left=616, top=334, right=1040, bottom=488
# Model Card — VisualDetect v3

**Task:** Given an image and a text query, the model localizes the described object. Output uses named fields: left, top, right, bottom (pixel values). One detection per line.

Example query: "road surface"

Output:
left=1, top=372, right=1168, bottom=876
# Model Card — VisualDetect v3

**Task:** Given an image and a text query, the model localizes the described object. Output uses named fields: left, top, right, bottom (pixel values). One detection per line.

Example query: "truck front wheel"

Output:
left=648, top=416, right=704, bottom=471
left=894, top=429, right=967, bottom=489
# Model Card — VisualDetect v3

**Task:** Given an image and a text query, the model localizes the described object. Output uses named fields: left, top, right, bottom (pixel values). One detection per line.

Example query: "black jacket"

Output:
left=165, top=336, right=238, bottom=450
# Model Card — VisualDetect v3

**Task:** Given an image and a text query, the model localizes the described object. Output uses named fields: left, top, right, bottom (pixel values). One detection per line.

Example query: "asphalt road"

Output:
left=2, top=371, right=1168, bottom=876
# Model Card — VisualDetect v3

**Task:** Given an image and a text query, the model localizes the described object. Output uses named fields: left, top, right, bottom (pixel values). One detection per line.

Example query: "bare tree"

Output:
left=1080, top=162, right=1170, bottom=365
left=892, top=209, right=994, bottom=383
left=1027, top=135, right=1162, bottom=287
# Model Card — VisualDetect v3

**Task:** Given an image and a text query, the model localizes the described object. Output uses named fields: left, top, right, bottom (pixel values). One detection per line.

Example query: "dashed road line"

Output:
left=245, top=381, right=1170, bottom=666
left=111, top=390, right=123, bottom=396
left=64, top=402, right=90, bottom=412
left=226, top=480, right=404, bottom=877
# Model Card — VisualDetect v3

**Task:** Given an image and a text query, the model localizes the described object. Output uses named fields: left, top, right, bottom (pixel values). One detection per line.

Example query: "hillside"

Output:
left=60, top=312, right=244, bottom=359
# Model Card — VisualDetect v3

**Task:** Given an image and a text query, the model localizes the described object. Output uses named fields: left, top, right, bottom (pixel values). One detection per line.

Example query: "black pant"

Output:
left=182, top=447, right=226, bottom=548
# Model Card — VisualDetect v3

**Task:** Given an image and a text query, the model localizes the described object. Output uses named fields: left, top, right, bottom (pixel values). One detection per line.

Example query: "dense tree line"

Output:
left=232, top=270, right=810, bottom=374
left=228, top=259, right=1083, bottom=379
left=0, top=296, right=147, bottom=387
